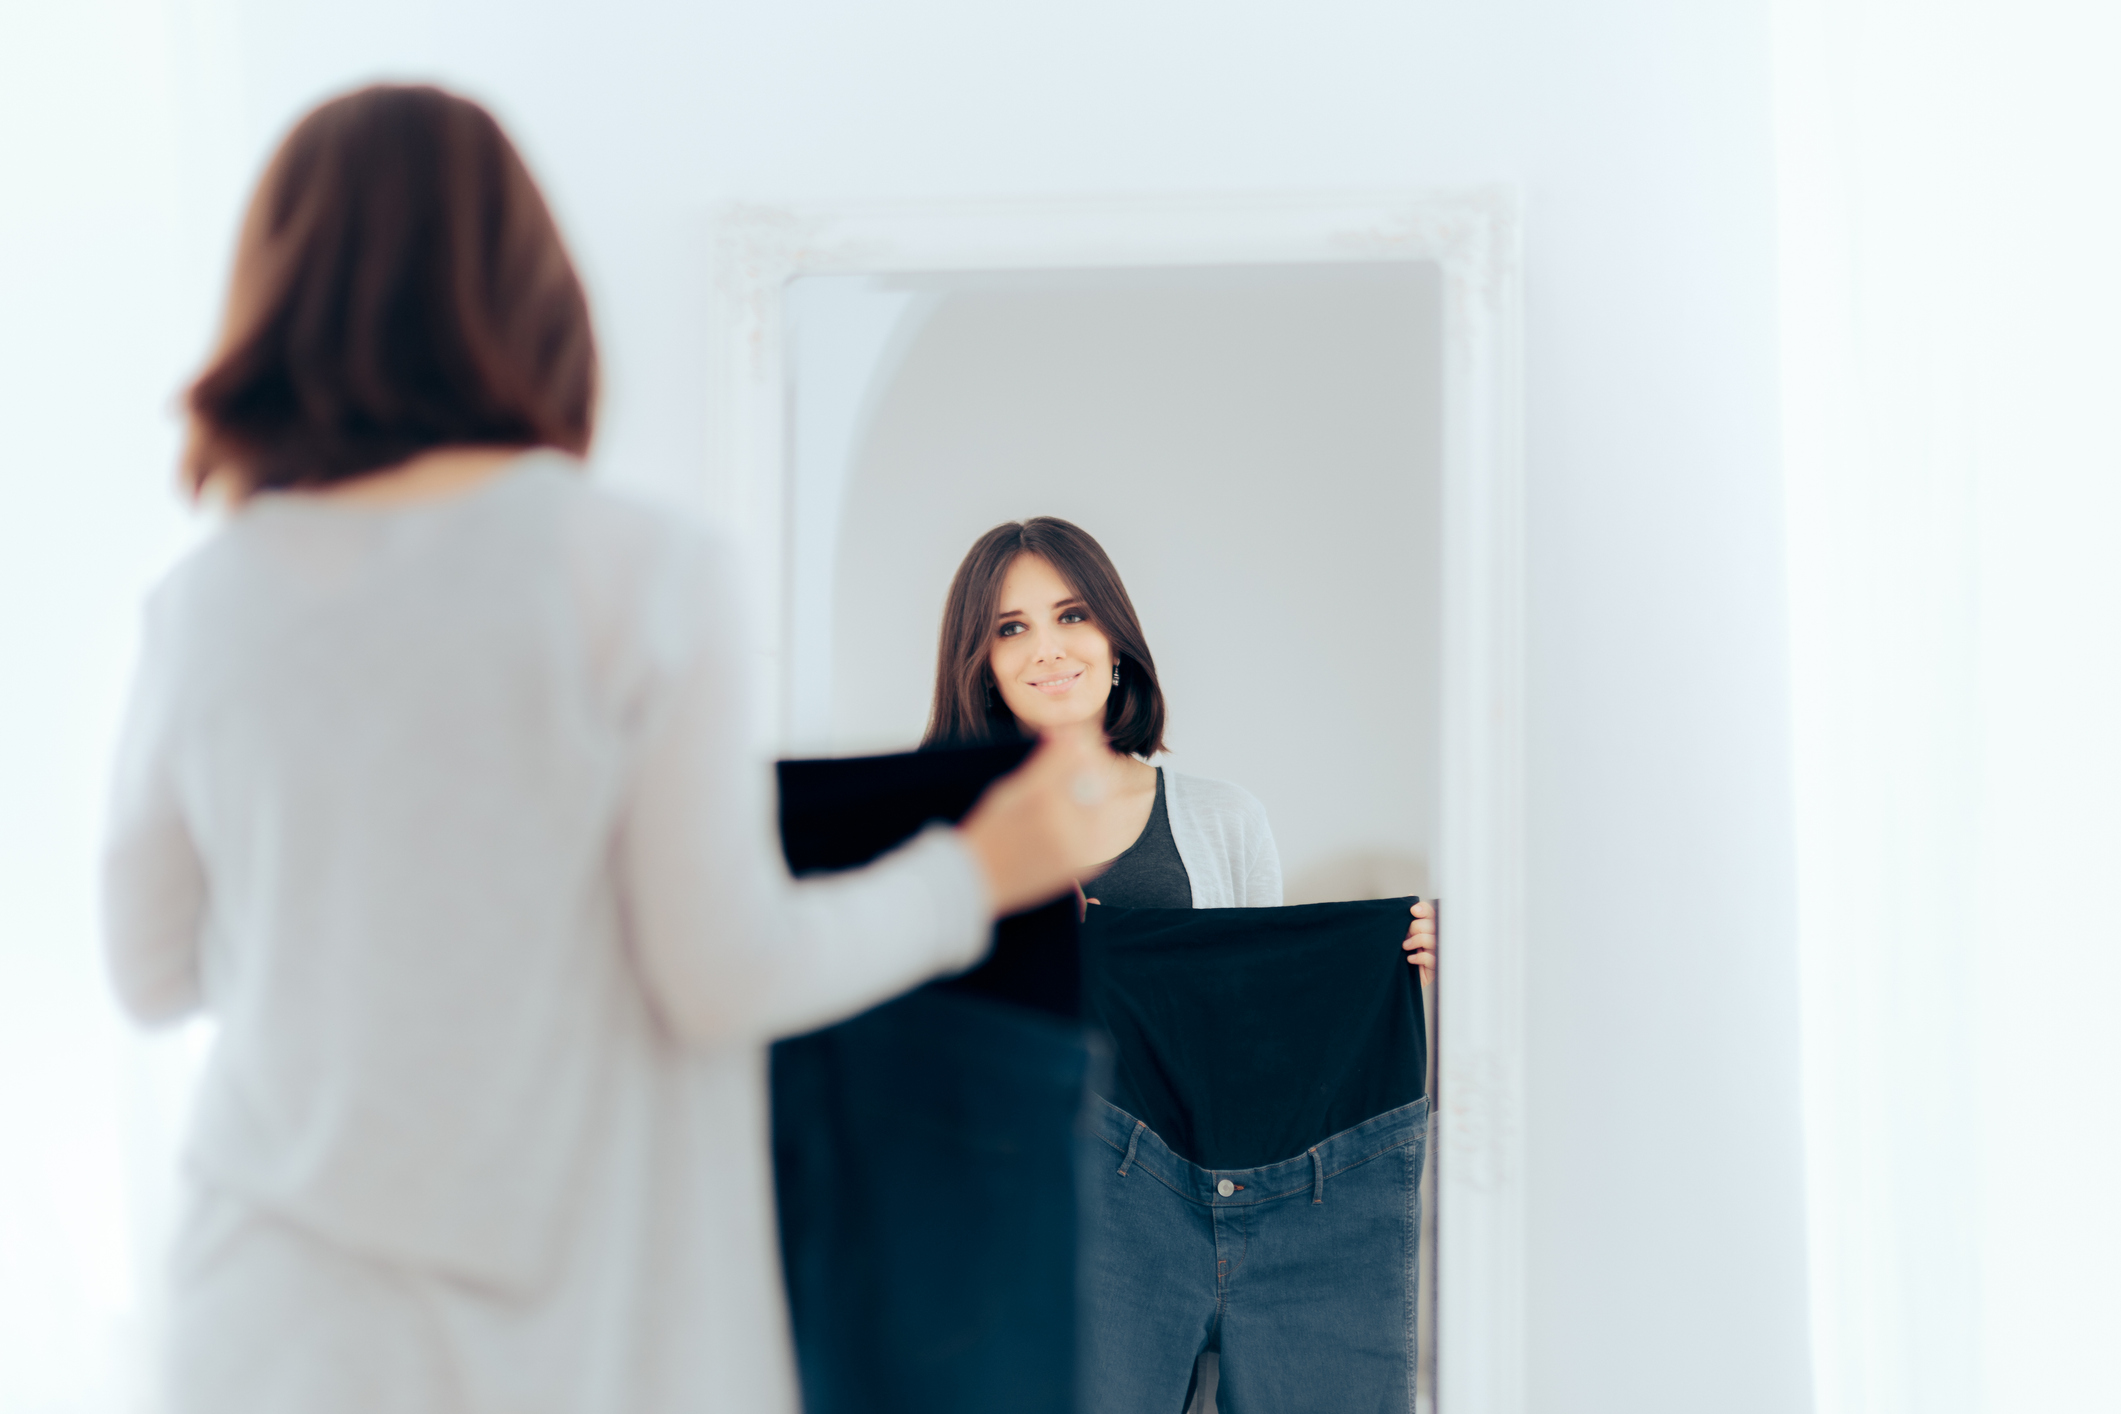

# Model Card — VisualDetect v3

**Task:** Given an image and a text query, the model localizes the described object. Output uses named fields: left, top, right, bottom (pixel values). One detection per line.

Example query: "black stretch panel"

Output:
left=775, top=741, right=1078, bottom=1018
left=1083, top=897, right=1426, bottom=1171
left=770, top=743, right=1089, bottom=1414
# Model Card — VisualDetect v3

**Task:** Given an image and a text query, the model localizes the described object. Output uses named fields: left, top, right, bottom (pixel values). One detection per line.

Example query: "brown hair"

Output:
left=922, top=518, right=1168, bottom=757
left=183, top=84, right=596, bottom=494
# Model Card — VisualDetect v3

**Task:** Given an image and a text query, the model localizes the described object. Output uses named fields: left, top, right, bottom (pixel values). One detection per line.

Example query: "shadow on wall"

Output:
left=1282, top=851, right=1428, bottom=906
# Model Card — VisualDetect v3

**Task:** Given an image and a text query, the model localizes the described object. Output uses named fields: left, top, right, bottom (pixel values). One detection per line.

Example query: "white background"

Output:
left=12, top=1, right=2113, bottom=1411
left=1776, top=1, right=2121, bottom=1411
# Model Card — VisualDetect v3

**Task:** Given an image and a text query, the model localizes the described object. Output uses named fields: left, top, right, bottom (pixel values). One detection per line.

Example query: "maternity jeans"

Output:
left=1081, top=1093, right=1430, bottom=1414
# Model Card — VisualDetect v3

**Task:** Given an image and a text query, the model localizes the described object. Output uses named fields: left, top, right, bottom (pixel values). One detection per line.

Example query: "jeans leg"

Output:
left=1078, top=1134, right=1219, bottom=1414
left=1214, top=1132, right=1426, bottom=1414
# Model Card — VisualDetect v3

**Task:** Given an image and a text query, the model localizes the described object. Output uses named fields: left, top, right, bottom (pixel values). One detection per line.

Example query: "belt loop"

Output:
left=1119, top=1121, right=1145, bottom=1177
left=1310, top=1146, right=1325, bottom=1204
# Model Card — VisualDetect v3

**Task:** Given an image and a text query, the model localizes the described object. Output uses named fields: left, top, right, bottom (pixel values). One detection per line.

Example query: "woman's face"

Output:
left=988, top=553, right=1115, bottom=733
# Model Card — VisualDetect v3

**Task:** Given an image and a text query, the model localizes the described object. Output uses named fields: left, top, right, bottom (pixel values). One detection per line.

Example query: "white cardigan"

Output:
left=1160, top=768, right=1284, bottom=908
left=101, top=454, right=991, bottom=1414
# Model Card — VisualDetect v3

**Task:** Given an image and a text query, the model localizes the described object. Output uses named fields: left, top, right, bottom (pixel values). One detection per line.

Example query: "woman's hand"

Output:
left=1401, top=899, right=1436, bottom=987
left=1073, top=880, right=1100, bottom=921
left=957, top=725, right=1104, bottom=916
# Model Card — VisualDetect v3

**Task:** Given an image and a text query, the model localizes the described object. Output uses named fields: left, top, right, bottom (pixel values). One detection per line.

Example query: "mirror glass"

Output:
left=781, top=261, right=1444, bottom=1411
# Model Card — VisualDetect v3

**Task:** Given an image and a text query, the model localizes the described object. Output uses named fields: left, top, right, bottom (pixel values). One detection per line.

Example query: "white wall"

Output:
left=1777, top=1, right=2121, bottom=1410
left=1, top=2, right=1804, bottom=1410
left=1, top=2, right=218, bottom=1406
left=790, top=265, right=1442, bottom=901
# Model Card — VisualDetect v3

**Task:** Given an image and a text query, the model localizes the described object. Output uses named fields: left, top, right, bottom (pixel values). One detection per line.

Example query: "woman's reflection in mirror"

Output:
left=921, top=517, right=1436, bottom=974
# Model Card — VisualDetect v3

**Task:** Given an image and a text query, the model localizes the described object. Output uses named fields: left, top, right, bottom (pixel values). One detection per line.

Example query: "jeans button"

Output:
left=1216, top=1179, right=1235, bottom=1197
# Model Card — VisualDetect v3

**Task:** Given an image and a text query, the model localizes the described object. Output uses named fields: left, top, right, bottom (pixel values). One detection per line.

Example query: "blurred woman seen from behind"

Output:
left=102, top=84, right=1095, bottom=1414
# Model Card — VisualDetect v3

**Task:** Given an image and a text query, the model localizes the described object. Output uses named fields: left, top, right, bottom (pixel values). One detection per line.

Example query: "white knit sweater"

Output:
left=1160, top=768, right=1284, bottom=909
left=101, top=452, right=990, bottom=1413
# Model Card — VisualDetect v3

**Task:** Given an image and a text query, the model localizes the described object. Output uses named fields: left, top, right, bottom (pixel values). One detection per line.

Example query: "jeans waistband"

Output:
left=1090, top=1094, right=1430, bottom=1208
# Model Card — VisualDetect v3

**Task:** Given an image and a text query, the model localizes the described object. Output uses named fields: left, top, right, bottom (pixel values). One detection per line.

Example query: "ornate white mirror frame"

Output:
left=702, top=190, right=1526, bottom=1414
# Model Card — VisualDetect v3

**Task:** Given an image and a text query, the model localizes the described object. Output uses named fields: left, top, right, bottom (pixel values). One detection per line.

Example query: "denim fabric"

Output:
left=1081, top=1094, right=1429, bottom=1414
left=772, top=744, right=1094, bottom=1414
left=771, top=988, right=1095, bottom=1414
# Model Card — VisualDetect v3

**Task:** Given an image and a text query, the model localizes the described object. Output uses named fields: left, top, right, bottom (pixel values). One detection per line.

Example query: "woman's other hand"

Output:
left=957, top=725, right=1104, bottom=916
left=1402, top=899, right=1436, bottom=987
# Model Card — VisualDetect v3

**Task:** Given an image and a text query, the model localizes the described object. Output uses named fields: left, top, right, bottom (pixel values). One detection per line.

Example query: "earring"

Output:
left=1112, top=665, right=1121, bottom=686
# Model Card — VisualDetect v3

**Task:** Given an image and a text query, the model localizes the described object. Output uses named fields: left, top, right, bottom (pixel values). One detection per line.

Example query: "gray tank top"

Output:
left=1082, top=767, right=1193, bottom=909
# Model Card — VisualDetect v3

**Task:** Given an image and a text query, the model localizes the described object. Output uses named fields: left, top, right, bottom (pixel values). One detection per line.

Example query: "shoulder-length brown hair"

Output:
left=922, top=518, right=1168, bottom=757
left=184, top=84, right=596, bottom=494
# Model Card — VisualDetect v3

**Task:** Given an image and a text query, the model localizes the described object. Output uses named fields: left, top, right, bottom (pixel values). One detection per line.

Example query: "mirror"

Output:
left=781, top=262, right=1445, bottom=1411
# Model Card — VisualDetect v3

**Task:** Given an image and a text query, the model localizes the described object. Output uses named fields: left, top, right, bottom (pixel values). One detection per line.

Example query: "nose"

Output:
left=1030, top=624, right=1069, bottom=661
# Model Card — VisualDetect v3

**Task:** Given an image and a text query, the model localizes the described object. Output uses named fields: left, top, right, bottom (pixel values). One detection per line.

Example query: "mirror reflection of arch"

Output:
left=784, top=264, right=1443, bottom=905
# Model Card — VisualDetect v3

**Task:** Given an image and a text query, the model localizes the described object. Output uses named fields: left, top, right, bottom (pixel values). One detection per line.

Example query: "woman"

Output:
left=926, top=517, right=1435, bottom=1409
left=101, top=86, right=1097, bottom=1414
left=923, top=517, right=1437, bottom=974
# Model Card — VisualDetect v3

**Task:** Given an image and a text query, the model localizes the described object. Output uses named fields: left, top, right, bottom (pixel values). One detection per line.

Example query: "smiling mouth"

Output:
left=1027, top=669, right=1084, bottom=695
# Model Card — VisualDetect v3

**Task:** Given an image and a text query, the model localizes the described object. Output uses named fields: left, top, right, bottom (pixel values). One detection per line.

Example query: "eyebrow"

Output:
left=996, top=597, right=1086, bottom=620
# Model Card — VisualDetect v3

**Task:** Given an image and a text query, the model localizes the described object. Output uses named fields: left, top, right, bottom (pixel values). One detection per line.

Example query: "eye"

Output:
left=1059, top=609, right=1088, bottom=625
left=997, top=621, right=1026, bottom=638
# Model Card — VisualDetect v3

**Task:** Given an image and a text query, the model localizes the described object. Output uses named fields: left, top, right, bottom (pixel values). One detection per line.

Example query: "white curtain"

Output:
left=1776, top=1, right=2121, bottom=1410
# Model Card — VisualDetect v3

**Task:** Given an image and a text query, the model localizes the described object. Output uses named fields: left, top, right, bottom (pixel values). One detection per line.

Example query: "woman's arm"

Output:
left=618, top=639, right=985, bottom=1046
left=1241, top=792, right=1284, bottom=908
left=101, top=602, right=207, bottom=1025
left=616, top=541, right=1089, bottom=1048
